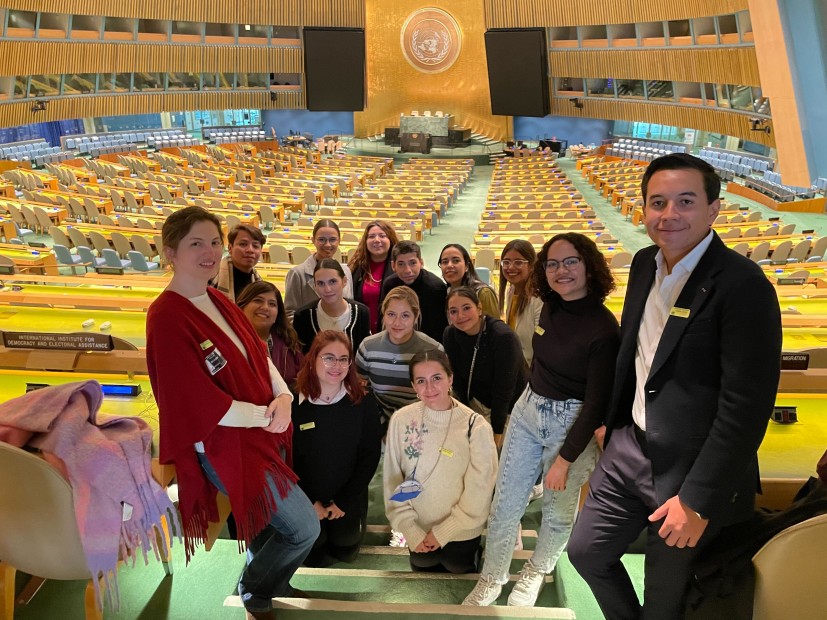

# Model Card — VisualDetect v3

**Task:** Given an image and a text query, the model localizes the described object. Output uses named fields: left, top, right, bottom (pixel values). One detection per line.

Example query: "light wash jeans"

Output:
left=480, top=385, right=599, bottom=583
left=198, top=452, right=319, bottom=612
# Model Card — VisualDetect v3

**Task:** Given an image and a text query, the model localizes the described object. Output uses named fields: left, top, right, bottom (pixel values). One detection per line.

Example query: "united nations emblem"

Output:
left=400, top=8, right=462, bottom=74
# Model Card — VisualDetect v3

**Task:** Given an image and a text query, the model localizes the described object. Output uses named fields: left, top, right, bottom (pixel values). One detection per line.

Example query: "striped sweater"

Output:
left=356, top=331, right=443, bottom=420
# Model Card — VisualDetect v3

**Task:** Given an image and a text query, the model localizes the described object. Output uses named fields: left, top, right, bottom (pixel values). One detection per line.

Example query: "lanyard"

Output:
left=466, top=317, right=487, bottom=403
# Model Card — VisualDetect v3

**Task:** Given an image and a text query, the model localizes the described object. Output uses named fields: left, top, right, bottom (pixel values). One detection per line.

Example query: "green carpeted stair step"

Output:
left=223, top=596, right=576, bottom=619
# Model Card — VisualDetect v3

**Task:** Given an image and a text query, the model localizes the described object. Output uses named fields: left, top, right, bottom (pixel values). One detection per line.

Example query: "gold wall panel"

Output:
left=0, top=40, right=303, bottom=75
left=0, top=0, right=364, bottom=27
left=550, top=97, right=773, bottom=148
left=354, top=0, right=510, bottom=141
left=0, top=92, right=306, bottom=128
left=550, top=48, right=760, bottom=87
left=748, top=0, right=809, bottom=185
left=484, top=0, right=750, bottom=28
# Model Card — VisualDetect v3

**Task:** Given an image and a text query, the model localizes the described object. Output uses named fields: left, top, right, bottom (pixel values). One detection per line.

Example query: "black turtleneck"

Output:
left=232, top=264, right=254, bottom=300
left=530, top=294, right=620, bottom=462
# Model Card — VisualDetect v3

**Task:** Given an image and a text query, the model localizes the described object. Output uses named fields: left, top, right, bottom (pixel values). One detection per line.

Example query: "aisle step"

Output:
left=224, top=595, right=575, bottom=618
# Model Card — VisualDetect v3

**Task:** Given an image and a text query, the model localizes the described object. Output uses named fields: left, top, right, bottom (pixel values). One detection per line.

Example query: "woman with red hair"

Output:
left=292, top=330, right=383, bottom=566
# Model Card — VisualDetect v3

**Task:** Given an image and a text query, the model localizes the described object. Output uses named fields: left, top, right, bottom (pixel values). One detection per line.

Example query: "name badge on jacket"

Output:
left=205, top=348, right=227, bottom=375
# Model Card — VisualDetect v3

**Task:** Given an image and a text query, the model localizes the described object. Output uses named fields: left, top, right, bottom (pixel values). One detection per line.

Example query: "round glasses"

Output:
left=500, top=259, right=529, bottom=269
left=543, top=256, right=582, bottom=272
left=320, top=354, right=352, bottom=368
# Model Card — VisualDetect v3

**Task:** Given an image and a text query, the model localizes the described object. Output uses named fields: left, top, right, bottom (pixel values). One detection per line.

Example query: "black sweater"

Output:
left=531, top=294, right=620, bottom=463
left=292, top=299, right=371, bottom=354
left=442, top=315, right=527, bottom=434
left=291, top=393, right=382, bottom=512
left=381, top=269, right=449, bottom=343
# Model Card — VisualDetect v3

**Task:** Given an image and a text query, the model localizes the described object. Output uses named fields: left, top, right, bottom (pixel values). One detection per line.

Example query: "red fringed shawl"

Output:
left=147, top=288, right=297, bottom=559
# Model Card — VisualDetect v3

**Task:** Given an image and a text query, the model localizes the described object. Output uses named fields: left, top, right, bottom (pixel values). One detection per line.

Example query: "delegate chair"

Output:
left=49, top=226, right=73, bottom=249
left=752, top=513, right=827, bottom=620
left=127, top=250, right=159, bottom=272
left=110, top=232, right=134, bottom=259
left=101, top=248, right=131, bottom=270
left=267, top=244, right=290, bottom=264
left=53, top=244, right=87, bottom=274
left=0, top=442, right=105, bottom=620
left=130, top=235, right=157, bottom=261
left=77, top=245, right=106, bottom=269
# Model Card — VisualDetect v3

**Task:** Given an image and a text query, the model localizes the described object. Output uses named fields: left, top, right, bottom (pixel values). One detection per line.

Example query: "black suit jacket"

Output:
left=605, top=232, right=782, bottom=525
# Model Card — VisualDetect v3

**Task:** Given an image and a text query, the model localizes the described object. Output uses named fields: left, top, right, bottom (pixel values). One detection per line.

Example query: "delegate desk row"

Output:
left=5, top=268, right=827, bottom=347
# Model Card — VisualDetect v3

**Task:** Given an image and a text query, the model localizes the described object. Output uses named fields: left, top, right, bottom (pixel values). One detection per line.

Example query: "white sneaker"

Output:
left=528, top=483, right=544, bottom=503
left=389, top=530, right=407, bottom=547
left=462, top=574, right=502, bottom=606
left=507, top=561, right=546, bottom=607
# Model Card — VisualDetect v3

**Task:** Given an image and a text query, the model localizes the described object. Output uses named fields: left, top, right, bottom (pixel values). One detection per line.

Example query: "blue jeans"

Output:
left=198, top=452, right=320, bottom=612
left=480, top=386, right=599, bottom=583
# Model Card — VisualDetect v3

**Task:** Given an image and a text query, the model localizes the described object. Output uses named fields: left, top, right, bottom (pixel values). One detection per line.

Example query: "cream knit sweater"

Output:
left=383, top=399, right=497, bottom=551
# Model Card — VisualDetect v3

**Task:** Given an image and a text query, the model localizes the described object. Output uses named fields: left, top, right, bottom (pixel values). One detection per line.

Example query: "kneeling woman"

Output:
left=292, top=330, right=382, bottom=566
left=293, top=258, right=371, bottom=354
left=384, top=349, right=497, bottom=573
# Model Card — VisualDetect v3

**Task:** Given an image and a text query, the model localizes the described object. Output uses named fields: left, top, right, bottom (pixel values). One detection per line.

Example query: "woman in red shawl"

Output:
left=146, top=206, right=318, bottom=617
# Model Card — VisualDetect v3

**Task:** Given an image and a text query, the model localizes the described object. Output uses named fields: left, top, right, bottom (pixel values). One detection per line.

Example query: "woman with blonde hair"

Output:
left=348, top=220, right=400, bottom=332
left=356, top=285, right=442, bottom=430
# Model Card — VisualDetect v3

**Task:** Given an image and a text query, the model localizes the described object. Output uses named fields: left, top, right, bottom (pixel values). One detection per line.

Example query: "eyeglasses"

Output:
left=500, top=259, right=529, bottom=269
left=543, top=256, right=582, bottom=272
left=320, top=354, right=352, bottom=368
left=315, top=237, right=339, bottom=245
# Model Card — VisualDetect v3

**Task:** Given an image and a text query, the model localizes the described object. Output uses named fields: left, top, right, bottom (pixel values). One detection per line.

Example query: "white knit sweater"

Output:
left=383, top=399, right=497, bottom=551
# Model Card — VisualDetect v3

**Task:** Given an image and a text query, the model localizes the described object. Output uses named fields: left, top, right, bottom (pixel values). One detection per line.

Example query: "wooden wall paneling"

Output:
left=0, top=40, right=302, bottom=75
left=484, top=0, right=750, bottom=28
left=549, top=96, right=773, bottom=147
left=549, top=48, right=761, bottom=86
left=0, top=0, right=362, bottom=27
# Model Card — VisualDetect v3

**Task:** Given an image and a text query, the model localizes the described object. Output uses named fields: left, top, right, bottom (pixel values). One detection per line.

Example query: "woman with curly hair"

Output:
left=464, top=233, right=620, bottom=608
left=237, top=281, right=304, bottom=387
left=348, top=220, right=400, bottom=332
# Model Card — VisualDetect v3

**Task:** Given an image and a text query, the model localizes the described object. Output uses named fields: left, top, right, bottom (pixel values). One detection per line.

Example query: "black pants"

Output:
left=409, top=535, right=481, bottom=574
left=304, top=500, right=366, bottom=567
left=568, top=426, right=719, bottom=620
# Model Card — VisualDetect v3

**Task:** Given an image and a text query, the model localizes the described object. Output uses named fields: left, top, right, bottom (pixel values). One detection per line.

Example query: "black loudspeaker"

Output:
left=303, top=28, right=366, bottom=111
left=484, top=29, right=550, bottom=117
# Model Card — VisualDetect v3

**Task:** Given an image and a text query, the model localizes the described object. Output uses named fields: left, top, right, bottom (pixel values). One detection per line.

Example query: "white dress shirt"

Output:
left=632, top=230, right=714, bottom=430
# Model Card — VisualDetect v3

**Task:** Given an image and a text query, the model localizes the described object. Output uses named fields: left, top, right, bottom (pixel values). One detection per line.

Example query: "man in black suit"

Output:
left=380, top=240, right=448, bottom=343
left=568, top=153, right=782, bottom=619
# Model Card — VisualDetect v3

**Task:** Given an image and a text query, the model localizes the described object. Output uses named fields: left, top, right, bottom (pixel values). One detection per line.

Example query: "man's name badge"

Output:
left=300, top=422, right=316, bottom=431
left=669, top=307, right=690, bottom=318
left=204, top=348, right=227, bottom=375
left=200, top=339, right=213, bottom=350
left=535, top=326, right=545, bottom=335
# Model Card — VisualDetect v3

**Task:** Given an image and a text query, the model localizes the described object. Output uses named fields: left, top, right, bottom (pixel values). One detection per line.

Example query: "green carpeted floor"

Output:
left=11, top=463, right=645, bottom=619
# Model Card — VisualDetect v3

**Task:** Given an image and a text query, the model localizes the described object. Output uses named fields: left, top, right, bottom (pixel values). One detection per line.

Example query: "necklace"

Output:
left=366, top=260, right=384, bottom=284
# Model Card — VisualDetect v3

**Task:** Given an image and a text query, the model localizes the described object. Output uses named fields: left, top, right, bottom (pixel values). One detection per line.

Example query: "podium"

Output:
left=401, top=133, right=431, bottom=154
